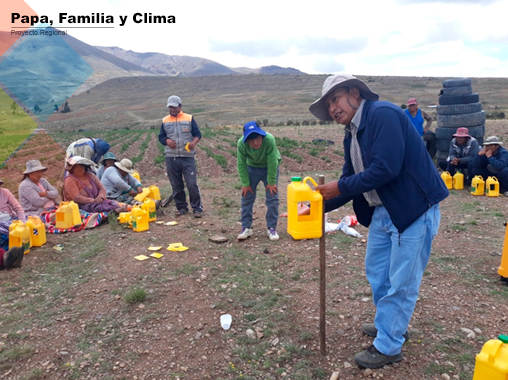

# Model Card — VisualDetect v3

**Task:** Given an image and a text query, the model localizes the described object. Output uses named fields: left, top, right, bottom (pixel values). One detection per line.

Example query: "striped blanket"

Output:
left=41, top=209, right=108, bottom=234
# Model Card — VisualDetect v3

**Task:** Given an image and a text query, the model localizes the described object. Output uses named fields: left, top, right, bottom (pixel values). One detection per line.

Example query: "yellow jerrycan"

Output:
left=131, top=206, right=149, bottom=232
left=486, top=176, right=500, bottom=197
left=132, top=170, right=141, bottom=182
left=117, top=212, right=132, bottom=224
left=26, top=216, right=46, bottom=247
left=499, top=222, right=508, bottom=280
left=287, top=176, right=323, bottom=240
left=134, top=187, right=151, bottom=202
left=472, top=335, right=508, bottom=380
left=471, top=175, right=485, bottom=196
left=9, top=220, right=31, bottom=254
left=55, top=201, right=81, bottom=229
left=148, top=185, right=161, bottom=200
left=142, top=198, right=157, bottom=222
left=441, top=171, right=453, bottom=190
left=452, top=171, right=464, bottom=190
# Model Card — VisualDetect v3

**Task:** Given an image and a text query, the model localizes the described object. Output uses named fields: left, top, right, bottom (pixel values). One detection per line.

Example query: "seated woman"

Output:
left=18, top=160, right=59, bottom=216
left=96, top=152, right=118, bottom=180
left=0, top=178, right=26, bottom=268
left=62, top=156, right=121, bottom=213
left=101, top=158, right=143, bottom=205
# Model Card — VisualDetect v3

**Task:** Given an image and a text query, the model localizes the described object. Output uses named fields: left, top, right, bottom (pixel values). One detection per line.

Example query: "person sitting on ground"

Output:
left=405, top=98, right=437, bottom=160
left=0, top=178, right=27, bottom=260
left=101, top=158, right=143, bottom=205
left=237, top=121, right=281, bottom=241
left=469, top=135, right=508, bottom=195
left=63, top=156, right=121, bottom=213
left=18, top=160, right=59, bottom=216
left=96, top=152, right=118, bottom=180
left=438, top=127, right=478, bottom=184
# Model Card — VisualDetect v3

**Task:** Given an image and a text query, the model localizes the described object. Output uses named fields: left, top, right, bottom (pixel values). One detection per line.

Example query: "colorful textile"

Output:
left=41, top=209, right=107, bottom=234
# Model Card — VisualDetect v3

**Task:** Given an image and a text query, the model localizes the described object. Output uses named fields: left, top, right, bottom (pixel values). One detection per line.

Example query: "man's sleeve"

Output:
left=191, top=118, right=202, bottom=139
left=422, top=109, right=433, bottom=130
left=266, top=137, right=279, bottom=185
left=237, top=140, right=250, bottom=187
left=158, top=122, right=167, bottom=145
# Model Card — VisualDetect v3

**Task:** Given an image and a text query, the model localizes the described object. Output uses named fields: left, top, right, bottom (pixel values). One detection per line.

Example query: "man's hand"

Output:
left=136, top=187, right=143, bottom=194
left=451, top=158, right=460, bottom=166
left=266, top=184, right=278, bottom=196
left=485, top=147, right=493, bottom=158
left=241, top=186, right=253, bottom=197
left=128, top=189, right=137, bottom=196
left=166, top=138, right=177, bottom=149
left=478, top=148, right=486, bottom=156
left=315, top=181, right=341, bottom=200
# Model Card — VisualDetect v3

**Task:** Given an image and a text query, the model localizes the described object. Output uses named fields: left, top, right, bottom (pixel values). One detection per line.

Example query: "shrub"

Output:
left=124, top=287, right=146, bottom=304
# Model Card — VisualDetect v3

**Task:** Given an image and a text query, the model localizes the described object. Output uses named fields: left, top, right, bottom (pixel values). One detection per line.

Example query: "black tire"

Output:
left=440, top=86, right=473, bottom=96
left=438, top=93, right=479, bottom=105
left=436, top=150, right=448, bottom=162
left=437, top=111, right=485, bottom=127
left=437, top=102, right=482, bottom=115
left=437, top=139, right=452, bottom=152
left=435, top=125, right=485, bottom=140
left=442, top=78, right=471, bottom=87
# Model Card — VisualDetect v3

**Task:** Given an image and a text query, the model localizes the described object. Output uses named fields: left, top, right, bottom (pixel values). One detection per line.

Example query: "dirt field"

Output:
left=1, top=120, right=508, bottom=380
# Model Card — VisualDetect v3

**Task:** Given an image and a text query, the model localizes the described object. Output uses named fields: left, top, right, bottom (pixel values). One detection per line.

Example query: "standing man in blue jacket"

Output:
left=310, top=74, right=448, bottom=369
left=158, top=95, right=204, bottom=218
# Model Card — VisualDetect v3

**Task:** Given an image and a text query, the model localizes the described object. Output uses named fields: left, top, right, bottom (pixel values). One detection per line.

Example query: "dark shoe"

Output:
left=161, top=194, right=174, bottom=208
left=3, top=246, right=24, bottom=269
left=354, top=345, right=403, bottom=369
left=175, top=209, right=188, bottom=217
left=193, top=211, right=203, bottom=218
left=362, top=323, right=409, bottom=341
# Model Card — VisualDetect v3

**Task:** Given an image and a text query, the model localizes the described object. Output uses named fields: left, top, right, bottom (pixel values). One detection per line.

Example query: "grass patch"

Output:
left=124, top=287, right=147, bottom=304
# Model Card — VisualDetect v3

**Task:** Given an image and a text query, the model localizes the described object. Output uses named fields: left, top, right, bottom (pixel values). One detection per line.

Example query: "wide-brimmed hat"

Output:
left=23, top=159, right=47, bottom=174
left=243, top=121, right=267, bottom=143
left=453, top=127, right=470, bottom=138
left=115, top=158, right=134, bottom=174
left=0, top=179, right=4, bottom=185
left=407, top=98, right=418, bottom=106
left=309, top=73, right=379, bottom=121
left=484, top=136, right=503, bottom=146
left=65, top=156, right=96, bottom=171
left=101, top=152, right=118, bottom=165
left=167, top=95, right=182, bottom=108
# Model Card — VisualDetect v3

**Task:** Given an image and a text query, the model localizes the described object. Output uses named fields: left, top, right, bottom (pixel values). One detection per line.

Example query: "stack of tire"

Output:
left=436, top=78, right=485, bottom=164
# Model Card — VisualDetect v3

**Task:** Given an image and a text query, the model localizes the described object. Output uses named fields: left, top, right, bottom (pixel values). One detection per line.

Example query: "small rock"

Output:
left=209, top=235, right=228, bottom=243
left=441, top=374, right=450, bottom=380
left=363, top=368, right=373, bottom=376
left=460, top=328, right=475, bottom=338
left=246, top=329, right=255, bottom=338
left=271, top=337, right=280, bottom=346
left=138, top=304, right=145, bottom=309
left=491, top=251, right=502, bottom=256
left=330, top=371, right=340, bottom=380
left=344, top=362, right=352, bottom=369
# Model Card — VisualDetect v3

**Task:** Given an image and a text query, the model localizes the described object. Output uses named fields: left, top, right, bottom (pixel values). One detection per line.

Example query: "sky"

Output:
left=14, top=0, right=508, bottom=77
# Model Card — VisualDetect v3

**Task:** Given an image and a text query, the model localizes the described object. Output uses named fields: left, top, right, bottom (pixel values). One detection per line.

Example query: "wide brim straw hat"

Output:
left=65, top=156, right=96, bottom=171
left=23, top=159, right=47, bottom=174
left=483, top=136, right=503, bottom=146
left=114, top=158, right=134, bottom=174
left=309, top=73, right=379, bottom=121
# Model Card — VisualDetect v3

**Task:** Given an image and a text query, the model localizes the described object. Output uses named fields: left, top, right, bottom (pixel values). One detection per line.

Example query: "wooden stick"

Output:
left=318, top=174, right=326, bottom=356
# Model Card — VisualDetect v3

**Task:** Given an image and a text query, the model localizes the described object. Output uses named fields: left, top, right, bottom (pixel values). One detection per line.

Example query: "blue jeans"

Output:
left=365, top=204, right=440, bottom=356
left=241, top=166, right=279, bottom=230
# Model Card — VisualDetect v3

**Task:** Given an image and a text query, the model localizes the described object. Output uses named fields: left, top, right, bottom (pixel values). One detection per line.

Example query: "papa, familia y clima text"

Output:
left=11, top=13, right=176, bottom=27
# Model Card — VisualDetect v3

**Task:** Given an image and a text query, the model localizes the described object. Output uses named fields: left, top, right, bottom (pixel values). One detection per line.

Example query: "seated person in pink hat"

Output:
left=469, top=135, right=508, bottom=195
left=18, top=159, right=59, bottom=216
left=438, top=127, right=479, bottom=184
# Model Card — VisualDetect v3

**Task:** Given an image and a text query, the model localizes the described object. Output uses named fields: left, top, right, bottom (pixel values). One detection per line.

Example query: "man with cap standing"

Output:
left=309, top=74, right=448, bottom=369
left=469, top=136, right=508, bottom=194
left=236, top=121, right=281, bottom=241
left=405, top=97, right=437, bottom=160
left=438, top=127, right=478, bottom=183
left=158, top=95, right=203, bottom=217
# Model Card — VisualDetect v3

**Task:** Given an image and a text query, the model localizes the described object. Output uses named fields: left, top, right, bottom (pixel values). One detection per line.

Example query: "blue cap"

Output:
left=243, top=121, right=267, bottom=143
left=96, top=139, right=110, bottom=155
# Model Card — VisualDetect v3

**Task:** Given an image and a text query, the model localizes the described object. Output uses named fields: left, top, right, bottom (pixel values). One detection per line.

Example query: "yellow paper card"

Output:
left=53, top=245, right=63, bottom=251
left=156, top=221, right=165, bottom=225
left=148, top=246, right=162, bottom=251
left=168, top=242, right=183, bottom=248
left=165, top=221, right=178, bottom=226
left=150, top=253, right=164, bottom=258
left=134, top=255, right=149, bottom=261
left=172, top=246, right=189, bottom=252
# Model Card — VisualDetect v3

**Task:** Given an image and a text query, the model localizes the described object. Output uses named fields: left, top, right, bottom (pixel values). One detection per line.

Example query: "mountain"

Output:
left=96, top=46, right=306, bottom=76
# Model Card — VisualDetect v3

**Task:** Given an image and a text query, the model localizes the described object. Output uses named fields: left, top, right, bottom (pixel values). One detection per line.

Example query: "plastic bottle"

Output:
left=287, top=176, right=323, bottom=240
left=441, top=171, right=453, bottom=190
left=453, top=171, right=464, bottom=190
left=131, top=206, right=149, bottom=232
left=148, top=185, right=161, bottom=200
left=471, top=176, right=485, bottom=196
left=132, top=170, right=141, bottom=181
left=486, top=176, right=500, bottom=197
left=499, top=222, right=508, bottom=280
left=472, top=335, right=508, bottom=380
left=55, top=201, right=81, bottom=229
left=142, top=198, right=157, bottom=222
left=134, top=187, right=151, bottom=202
left=9, top=221, right=31, bottom=254
left=26, top=216, right=46, bottom=247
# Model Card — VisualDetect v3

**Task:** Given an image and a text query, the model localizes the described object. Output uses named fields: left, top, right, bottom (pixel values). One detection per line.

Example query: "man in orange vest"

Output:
left=158, top=95, right=203, bottom=218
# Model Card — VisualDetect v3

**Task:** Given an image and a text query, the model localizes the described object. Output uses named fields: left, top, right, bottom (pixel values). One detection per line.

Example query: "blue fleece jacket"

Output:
left=325, top=100, right=449, bottom=233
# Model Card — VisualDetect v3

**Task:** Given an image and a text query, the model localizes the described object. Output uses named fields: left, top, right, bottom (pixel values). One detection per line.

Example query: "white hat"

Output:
left=115, top=158, right=134, bottom=174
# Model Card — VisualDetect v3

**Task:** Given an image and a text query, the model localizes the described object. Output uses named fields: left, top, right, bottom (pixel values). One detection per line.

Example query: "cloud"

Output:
left=395, top=0, right=499, bottom=3
left=209, top=36, right=368, bottom=58
left=313, top=58, right=346, bottom=74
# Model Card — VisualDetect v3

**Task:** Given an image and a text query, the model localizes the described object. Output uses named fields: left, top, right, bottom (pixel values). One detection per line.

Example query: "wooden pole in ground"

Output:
left=318, top=174, right=326, bottom=356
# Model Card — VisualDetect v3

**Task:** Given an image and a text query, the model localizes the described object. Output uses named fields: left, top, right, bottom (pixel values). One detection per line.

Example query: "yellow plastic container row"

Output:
left=134, top=185, right=161, bottom=202
left=55, top=201, right=81, bottom=229
left=287, top=176, right=323, bottom=240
